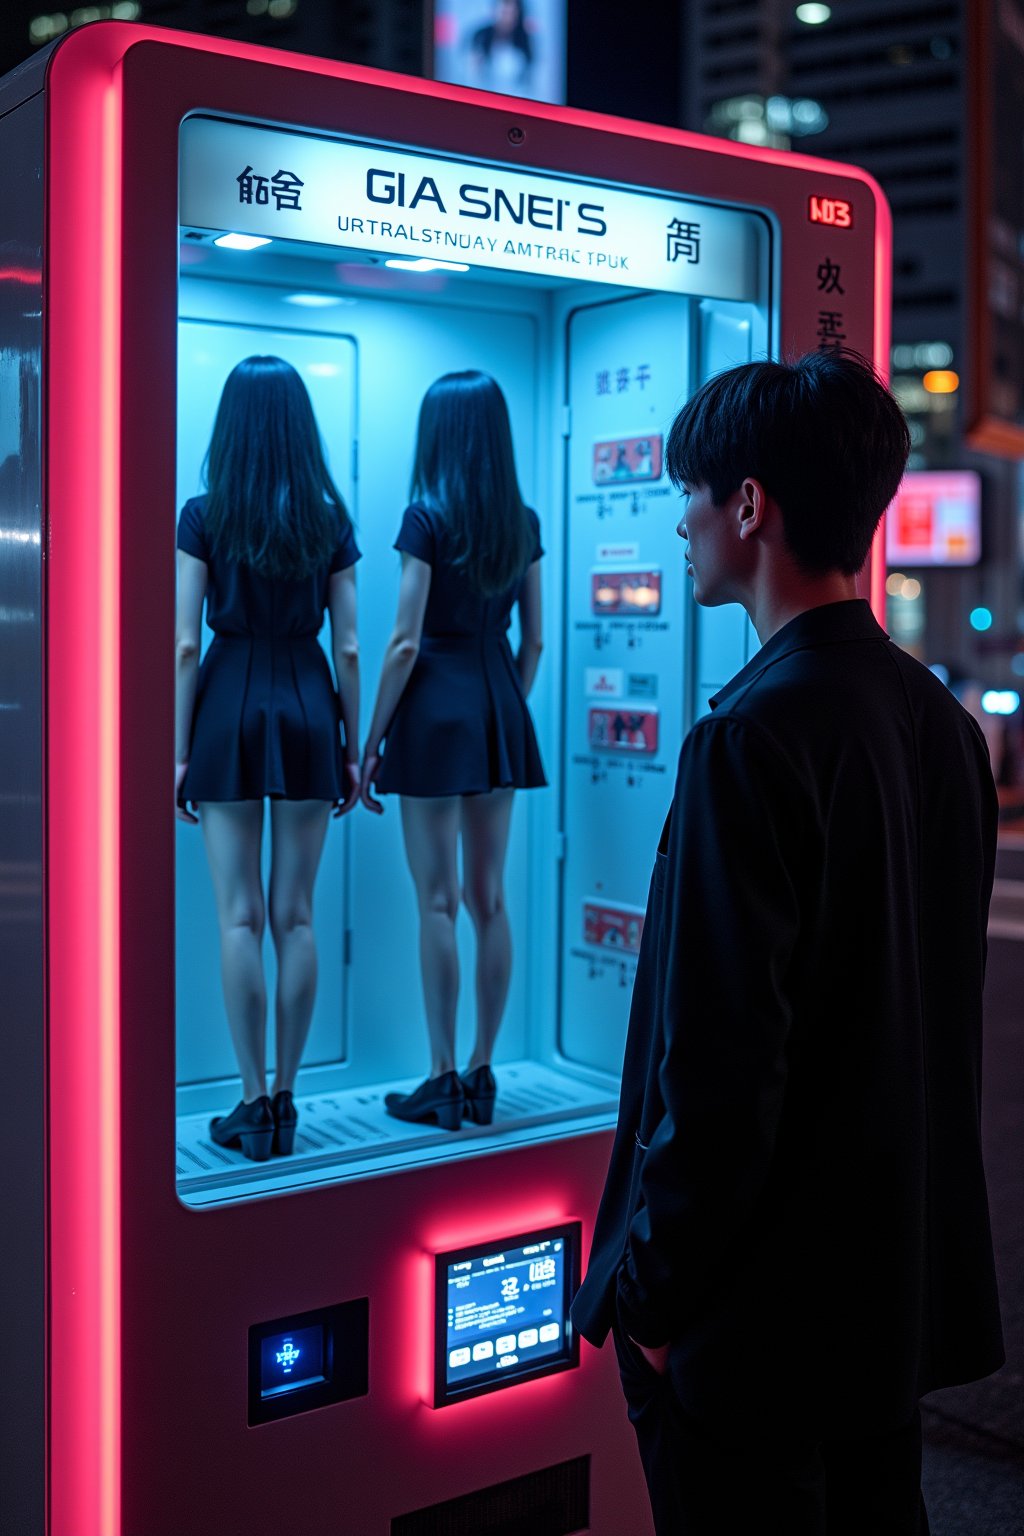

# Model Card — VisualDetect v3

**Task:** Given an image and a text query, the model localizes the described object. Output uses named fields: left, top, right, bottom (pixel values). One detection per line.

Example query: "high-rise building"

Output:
left=683, top=0, right=1021, bottom=690
left=4, top=1, right=429, bottom=79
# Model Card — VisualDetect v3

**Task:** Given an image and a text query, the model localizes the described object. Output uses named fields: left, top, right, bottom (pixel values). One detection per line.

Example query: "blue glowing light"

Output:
left=1011, top=653, right=1024, bottom=678
left=259, top=1323, right=326, bottom=1399
left=981, top=690, right=1020, bottom=716
left=213, top=232, right=271, bottom=251
left=276, top=1340, right=301, bottom=1373
left=969, top=607, right=993, bottom=632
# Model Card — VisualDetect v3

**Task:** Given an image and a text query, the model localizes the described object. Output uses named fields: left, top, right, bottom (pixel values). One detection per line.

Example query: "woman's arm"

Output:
left=174, top=549, right=208, bottom=823
left=328, top=564, right=361, bottom=815
left=514, top=559, right=544, bottom=697
left=360, top=553, right=431, bottom=811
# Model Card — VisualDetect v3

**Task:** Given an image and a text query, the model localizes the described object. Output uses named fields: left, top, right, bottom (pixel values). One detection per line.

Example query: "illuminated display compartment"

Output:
left=173, top=113, right=772, bottom=1207
left=433, top=1223, right=581, bottom=1406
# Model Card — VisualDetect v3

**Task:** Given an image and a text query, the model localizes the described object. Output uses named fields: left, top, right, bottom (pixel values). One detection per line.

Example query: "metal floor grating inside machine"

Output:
left=175, top=1059, right=619, bottom=1204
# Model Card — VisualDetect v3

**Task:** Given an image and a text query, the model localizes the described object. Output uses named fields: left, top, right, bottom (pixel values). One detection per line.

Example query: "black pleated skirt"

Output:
left=181, top=634, right=345, bottom=802
left=376, top=633, right=546, bottom=798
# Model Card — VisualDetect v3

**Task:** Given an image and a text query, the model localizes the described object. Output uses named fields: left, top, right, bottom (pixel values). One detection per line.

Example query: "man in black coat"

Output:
left=571, top=351, right=1003, bottom=1535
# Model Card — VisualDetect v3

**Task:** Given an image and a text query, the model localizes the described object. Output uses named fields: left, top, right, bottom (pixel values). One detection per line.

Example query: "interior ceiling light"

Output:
left=213, top=233, right=271, bottom=251
left=383, top=257, right=470, bottom=273
left=795, top=3, right=831, bottom=22
left=283, top=293, right=343, bottom=307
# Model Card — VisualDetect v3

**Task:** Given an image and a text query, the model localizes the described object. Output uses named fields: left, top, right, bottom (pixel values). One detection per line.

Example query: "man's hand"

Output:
left=631, top=1338, right=670, bottom=1376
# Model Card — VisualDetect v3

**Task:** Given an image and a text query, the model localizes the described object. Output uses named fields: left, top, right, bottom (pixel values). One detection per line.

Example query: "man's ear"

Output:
left=737, top=477, right=768, bottom=542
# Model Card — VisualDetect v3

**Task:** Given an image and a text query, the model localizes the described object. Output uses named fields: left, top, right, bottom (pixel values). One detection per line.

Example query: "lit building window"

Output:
left=30, top=2, right=139, bottom=44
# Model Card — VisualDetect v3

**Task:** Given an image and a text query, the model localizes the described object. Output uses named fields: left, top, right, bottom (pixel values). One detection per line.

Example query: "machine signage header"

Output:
left=180, top=117, right=762, bottom=300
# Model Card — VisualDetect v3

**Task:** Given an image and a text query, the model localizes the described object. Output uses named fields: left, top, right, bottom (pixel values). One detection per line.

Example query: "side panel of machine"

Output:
left=560, top=292, right=692, bottom=1069
left=0, top=91, right=45, bottom=1536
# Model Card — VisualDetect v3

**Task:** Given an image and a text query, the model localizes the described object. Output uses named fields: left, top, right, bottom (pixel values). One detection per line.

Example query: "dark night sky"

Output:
left=0, top=1, right=687, bottom=122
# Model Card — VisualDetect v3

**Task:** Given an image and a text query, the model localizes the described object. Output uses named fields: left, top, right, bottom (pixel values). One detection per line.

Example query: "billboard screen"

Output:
left=886, top=470, right=982, bottom=567
left=431, top=0, right=567, bottom=104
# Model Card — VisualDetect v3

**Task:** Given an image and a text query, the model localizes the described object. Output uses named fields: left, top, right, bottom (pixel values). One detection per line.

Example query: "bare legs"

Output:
left=268, top=799, right=331, bottom=1096
left=400, top=789, right=515, bottom=1077
left=200, top=799, right=330, bottom=1102
left=400, top=796, right=462, bottom=1077
left=201, top=802, right=267, bottom=1103
left=461, top=789, right=515, bottom=1070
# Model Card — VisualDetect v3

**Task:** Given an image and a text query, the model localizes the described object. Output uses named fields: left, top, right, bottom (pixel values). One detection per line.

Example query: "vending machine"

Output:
left=0, top=20, right=890, bottom=1536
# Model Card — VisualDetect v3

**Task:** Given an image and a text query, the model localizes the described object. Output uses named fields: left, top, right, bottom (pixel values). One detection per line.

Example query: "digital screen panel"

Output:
left=248, top=1298, right=369, bottom=1425
left=259, top=1323, right=326, bottom=1398
left=885, top=470, right=981, bottom=567
left=434, top=1223, right=580, bottom=1405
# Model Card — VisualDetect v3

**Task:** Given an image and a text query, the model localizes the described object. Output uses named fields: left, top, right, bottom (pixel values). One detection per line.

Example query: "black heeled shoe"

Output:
left=210, top=1096, right=275, bottom=1162
left=460, top=1065, right=497, bottom=1126
left=384, top=1071, right=464, bottom=1131
left=271, top=1090, right=298, bottom=1156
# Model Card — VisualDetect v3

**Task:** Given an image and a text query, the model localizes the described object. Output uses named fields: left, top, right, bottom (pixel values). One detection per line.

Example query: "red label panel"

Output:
left=588, top=707, right=659, bottom=754
left=592, top=434, right=663, bottom=484
left=583, top=901, right=645, bottom=953
left=590, top=568, right=662, bottom=616
left=808, top=195, right=853, bottom=228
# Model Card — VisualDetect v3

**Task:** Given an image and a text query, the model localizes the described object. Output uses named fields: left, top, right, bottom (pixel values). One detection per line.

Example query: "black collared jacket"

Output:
left=571, top=600, right=1003, bottom=1434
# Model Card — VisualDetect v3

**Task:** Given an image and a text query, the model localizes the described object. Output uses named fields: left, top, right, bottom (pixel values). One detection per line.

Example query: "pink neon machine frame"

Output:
left=44, top=22, right=891, bottom=1536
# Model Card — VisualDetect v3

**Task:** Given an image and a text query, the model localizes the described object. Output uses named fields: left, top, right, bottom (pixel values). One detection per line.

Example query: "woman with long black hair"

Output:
left=175, top=356, right=360, bottom=1161
left=468, top=0, right=534, bottom=92
left=361, top=370, right=545, bottom=1131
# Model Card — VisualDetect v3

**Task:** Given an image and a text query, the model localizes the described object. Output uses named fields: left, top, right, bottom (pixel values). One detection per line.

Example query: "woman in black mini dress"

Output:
left=175, top=356, right=361, bottom=1161
left=360, top=371, right=545, bottom=1131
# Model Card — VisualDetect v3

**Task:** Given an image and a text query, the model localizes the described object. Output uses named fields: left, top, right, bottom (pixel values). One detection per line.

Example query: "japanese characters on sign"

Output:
left=815, top=256, right=847, bottom=350
left=180, top=117, right=762, bottom=301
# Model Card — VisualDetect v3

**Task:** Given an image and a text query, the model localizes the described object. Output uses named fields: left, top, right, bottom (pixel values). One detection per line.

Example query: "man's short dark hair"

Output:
left=666, top=350, right=911, bottom=576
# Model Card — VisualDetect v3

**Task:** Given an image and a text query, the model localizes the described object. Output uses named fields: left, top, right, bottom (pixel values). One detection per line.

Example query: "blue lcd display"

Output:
left=259, top=1323, right=326, bottom=1398
left=434, top=1223, right=580, bottom=1405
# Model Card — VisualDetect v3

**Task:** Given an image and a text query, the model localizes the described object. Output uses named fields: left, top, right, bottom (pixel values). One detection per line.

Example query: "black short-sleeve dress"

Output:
left=375, top=502, right=547, bottom=798
left=177, top=494, right=360, bottom=803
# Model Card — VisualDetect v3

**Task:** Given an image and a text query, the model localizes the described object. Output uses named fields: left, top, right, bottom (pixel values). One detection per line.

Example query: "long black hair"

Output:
left=202, top=355, right=351, bottom=580
left=411, top=371, right=534, bottom=596
left=473, top=0, right=533, bottom=63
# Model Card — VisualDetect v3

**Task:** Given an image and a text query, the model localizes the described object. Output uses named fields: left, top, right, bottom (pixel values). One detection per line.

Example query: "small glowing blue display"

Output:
left=260, top=1324, right=326, bottom=1398
left=969, top=607, right=993, bottom=632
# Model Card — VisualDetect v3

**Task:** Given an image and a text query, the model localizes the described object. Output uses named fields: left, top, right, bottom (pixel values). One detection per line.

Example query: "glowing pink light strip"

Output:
left=46, top=47, right=123, bottom=1536
left=869, top=176, right=893, bottom=621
